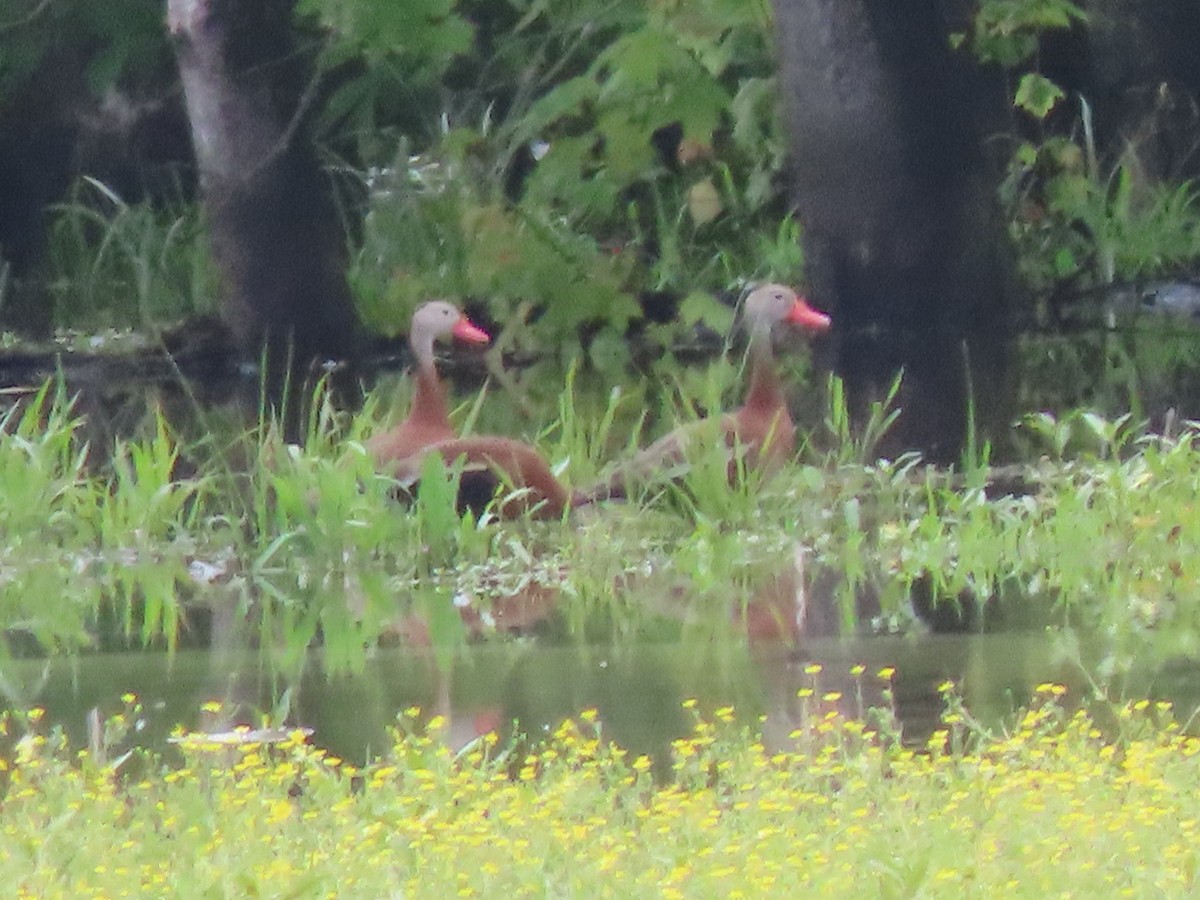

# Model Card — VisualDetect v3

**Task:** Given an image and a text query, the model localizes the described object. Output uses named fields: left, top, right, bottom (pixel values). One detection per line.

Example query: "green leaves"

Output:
left=961, top=0, right=1086, bottom=67
left=520, top=15, right=732, bottom=214
left=0, top=0, right=174, bottom=107
left=1014, top=73, right=1064, bottom=120
left=297, top=0, right=473, bottom=69
left=678, top=291, right=734, bottom=333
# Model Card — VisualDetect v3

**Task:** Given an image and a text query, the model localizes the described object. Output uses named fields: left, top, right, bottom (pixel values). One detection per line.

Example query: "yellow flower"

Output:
left=266, top=798, right=293, bottom=825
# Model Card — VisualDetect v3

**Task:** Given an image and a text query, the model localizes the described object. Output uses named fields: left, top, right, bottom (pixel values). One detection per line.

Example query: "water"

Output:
left=0, top=631, right=1116, bottom=766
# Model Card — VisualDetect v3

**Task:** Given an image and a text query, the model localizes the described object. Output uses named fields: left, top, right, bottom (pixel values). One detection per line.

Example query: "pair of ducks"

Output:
left=367, top=286, right=831, bottom=518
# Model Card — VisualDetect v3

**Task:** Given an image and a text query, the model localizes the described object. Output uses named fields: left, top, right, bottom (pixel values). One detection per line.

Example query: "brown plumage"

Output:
left=367, top=300, right=489, bottom=465
left=580, top=284, right=830, bottom=502
left=368, top=302, right=574, bottom=519
left=385, top=435, right=575, bottom=521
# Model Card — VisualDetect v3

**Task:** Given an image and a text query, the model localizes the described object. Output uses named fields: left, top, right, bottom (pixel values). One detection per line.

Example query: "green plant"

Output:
left=957, top=0, right=1086, bottom=67
left=348, top=139, right=640, bottom=348
left=0, top=382, right=98, bottom=655
left=541, top=357, right=642, bottom=488
left=821, top=371, right=903, bottom=466
left=99, top=408, right=203, bottom=653
left=1017, top=409, right=1140, bottom=461
left=45, top=178, right=218, bottom=329
left=0, top=1, right=174, bottom=109
left=329, top=0, right=798, bottom=347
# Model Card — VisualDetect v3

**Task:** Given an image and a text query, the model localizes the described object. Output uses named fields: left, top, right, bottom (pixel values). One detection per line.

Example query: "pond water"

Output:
left=6, top=630, right=1180, bottom=767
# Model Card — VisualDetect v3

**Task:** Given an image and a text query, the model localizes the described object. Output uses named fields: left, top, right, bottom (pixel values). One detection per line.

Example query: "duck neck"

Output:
left=410, top=331, right=451, bottom=428
left=742, top=330, right=783, bottom=414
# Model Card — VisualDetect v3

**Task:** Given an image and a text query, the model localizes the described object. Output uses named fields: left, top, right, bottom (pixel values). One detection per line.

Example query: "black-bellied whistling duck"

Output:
left=580, top=284, right=830, bottom=502
left=385, top=435, right=575, bottom=520
left=369, top=303, right=574, bottom=519
left=367, top=300, right=490, bottom=465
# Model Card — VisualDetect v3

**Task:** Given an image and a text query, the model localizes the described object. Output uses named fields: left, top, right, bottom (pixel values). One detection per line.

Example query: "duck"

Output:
left=580, top=284, right=830, bottom=502
left=367, top=300, right=490, bottom=465
left=369, top=302, right=575, bottom=520
left=385, top=435, right=576, bottom=520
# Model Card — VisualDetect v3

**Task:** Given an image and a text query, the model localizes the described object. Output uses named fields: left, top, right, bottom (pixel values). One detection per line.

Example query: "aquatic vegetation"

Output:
left=0, top=685, right=1197, bottom=896
left=1, top=373, right=1200, bottom=680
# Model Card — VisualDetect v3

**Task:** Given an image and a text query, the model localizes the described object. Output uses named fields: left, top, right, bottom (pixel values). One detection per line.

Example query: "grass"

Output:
left=2, top=683, right=1199, bottom=896
left=1, top=368, right=1200, bottom=681
left=45, top=178, right=218, bottom=330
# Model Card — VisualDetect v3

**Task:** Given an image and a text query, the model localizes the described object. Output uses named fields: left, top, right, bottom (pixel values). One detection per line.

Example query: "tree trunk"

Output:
left=167, top=0, right=363, bottom=417
left=772, top=0, right=1018, bottom=461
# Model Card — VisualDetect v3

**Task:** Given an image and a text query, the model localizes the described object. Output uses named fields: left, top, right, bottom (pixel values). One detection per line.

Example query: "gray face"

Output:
left=413, top=300, right=464, bottom=341
left=742, top=284, right=798, bottom=331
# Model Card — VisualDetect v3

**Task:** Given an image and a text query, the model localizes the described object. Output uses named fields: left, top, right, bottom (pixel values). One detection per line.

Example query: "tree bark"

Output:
left=167, top=0, right=363, bottom=413
left=772, top=0, right=1018, bottom=461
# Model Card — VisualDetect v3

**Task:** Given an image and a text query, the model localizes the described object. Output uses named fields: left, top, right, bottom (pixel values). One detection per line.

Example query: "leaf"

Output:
left=596, top=111, right=656, bottom=180
left=512, top=77, right=599, bottom=142
left=1053, top=247, right=1078, bottom=278
left=1014, top=73, right=1065, bottom=120
left=587, top=326, right=633, bottom=378
left=679, top=291, right=734, bottom=332
left=1046, top=173, right=1093, bottom=217
left=415, top=452, right=461, bottom=563
left=730, top=77, right=773, bottom=149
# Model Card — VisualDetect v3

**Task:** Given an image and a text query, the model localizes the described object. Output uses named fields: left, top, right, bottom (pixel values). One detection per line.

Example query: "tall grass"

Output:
left=45, top=177, right=218, bottom=329
left=0, top=368, right=1196, bottom=685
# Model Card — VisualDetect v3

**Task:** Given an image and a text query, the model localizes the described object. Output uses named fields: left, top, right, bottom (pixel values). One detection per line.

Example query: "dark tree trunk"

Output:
left=167, top=0, right=363, bottom=418
left=772, top=0, right=1018, bottom=461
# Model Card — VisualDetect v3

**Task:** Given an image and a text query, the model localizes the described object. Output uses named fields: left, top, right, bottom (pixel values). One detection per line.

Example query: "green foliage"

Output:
left=509, top=0, right=789, bottom=290
left=1013, top=72, right=1065, bottom=119
left=0, top=0, right=173, bottom=108
left=821, top=372, right=903, bottom=467
left=0, top=382, right=96, bottom=655
left=1003, top=131, right=1200, bottom=293
left=350, top=139, right=639, bottom=348
left=14, top=0, right=1200, bottom=686
left=299, top=0, right=475, bottom=145
left=538, top=356, right=643, bottom=492
left=957, top=0, right=1086, bottom=67
left=6, top=369, right=1200, bottom=681
left=99, top=408, right=202, bottom=653
left=962, top=0, right=1200, bottom=296
left=45, top=178, right=218, bottom=329
left=334, top=0, right=797, bottom=346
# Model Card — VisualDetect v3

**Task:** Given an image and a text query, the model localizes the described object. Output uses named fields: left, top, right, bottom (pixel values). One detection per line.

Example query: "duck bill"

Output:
left=452, top=316, right=491, bottom=344
left=786, top=298, right=832, bottom=333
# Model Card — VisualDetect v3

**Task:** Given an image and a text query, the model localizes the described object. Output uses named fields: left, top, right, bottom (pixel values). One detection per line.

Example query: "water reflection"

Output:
left=0, top=631, right=1125, bottom=768
left=380, top=541, right=852, bottom=652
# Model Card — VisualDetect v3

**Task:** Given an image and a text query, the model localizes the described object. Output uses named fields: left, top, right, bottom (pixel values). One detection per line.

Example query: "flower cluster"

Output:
left=0, top=685, right=1197, bottom=896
